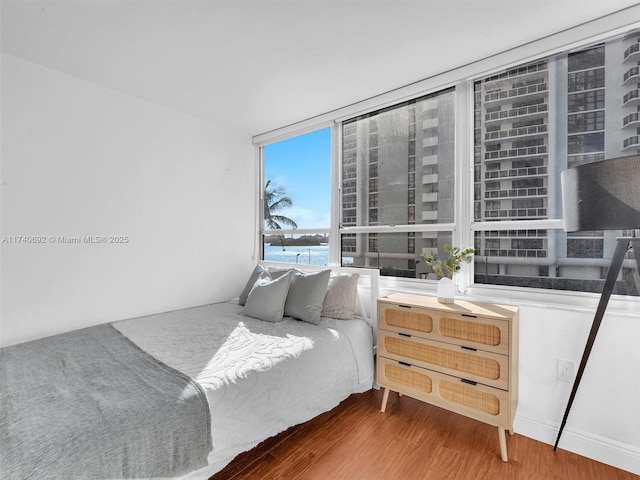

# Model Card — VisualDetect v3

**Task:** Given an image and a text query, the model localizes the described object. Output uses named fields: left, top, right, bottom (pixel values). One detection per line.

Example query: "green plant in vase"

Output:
left=422, top=244, right=475, bottom=303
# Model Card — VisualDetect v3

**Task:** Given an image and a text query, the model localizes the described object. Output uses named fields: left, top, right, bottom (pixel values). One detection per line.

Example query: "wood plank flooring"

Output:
left=210, top=388, right=638, bottom=480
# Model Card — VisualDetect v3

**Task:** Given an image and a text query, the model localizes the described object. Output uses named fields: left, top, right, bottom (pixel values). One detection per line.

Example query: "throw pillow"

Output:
left=284, top=269, right=331, bottom=325
left=243, top=272, right=292, bottom=322
left=321, top=273, right=359, bottom=320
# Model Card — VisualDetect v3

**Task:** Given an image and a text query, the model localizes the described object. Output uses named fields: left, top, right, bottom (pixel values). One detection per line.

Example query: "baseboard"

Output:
left=514, top=413, right=640, bottom=476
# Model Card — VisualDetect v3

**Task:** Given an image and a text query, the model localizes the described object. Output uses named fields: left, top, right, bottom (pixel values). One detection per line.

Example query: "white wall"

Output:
left=1, top=53, right=256, bottom=347
left=514, top=304, right=640, bottom=474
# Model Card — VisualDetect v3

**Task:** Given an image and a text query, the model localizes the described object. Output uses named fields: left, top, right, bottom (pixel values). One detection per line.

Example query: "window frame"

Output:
left=258, top=123, right=334, bottom=266
left=253, top=13, right=640, bottom=315
left=337, top=87, right=459, bottom=282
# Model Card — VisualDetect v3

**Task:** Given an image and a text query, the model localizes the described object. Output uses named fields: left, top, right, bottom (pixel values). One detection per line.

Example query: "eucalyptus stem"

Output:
left=422, top=244, right=475, bottom=279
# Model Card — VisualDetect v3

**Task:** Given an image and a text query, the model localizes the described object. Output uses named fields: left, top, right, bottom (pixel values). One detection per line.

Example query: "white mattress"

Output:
left=112, top=301, right=374, bottom=479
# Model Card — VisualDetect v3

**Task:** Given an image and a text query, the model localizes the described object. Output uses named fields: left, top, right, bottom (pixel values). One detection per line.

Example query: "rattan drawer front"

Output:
left=439, top=316, right=500, bottom=345
left=377, top=357, right=433, bottom=399
left=377, top=358, right=510, bottom=427
left=437, top=378, right=509, bottom=426
left=436, top=313, right=509, bottom=355
left=379, top=303, right=509, bottom=354
left=378, top=331, right=508, bottom=390
left=379, top=304, right=433, bottom=335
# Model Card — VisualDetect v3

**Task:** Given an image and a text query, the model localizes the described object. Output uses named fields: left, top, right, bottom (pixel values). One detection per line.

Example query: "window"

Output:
left=261, top=128, right=331, bottom=265
left=473, top=33, right=639, bottom=296
left=568, top=111, right=605, bottom=134
left=258, top=25, right=640, bottom=299
left=339, top=89, right=455, bottom=278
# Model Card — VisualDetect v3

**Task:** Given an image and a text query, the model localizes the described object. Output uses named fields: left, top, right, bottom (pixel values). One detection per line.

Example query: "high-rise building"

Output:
left=341, top=90, right=455, bottom=278
left=341, top=31, right=637, bottom=295
left=474, top=32, right=639, bottom=294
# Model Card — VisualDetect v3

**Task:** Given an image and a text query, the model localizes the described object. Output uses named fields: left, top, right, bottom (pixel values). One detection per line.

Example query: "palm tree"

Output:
left=264, top=180, right=298, bottom=249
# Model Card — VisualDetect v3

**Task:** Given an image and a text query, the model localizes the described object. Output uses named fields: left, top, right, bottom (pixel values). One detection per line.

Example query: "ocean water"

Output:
left=263, top=244, right=330, bottom=266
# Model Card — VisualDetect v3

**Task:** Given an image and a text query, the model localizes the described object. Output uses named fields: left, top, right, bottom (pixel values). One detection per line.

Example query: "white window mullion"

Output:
left=255, top=146, right=265, bottom=261
left=330, top=122, right=342, bottom=266
left=454, top=81, right=475, bottom=295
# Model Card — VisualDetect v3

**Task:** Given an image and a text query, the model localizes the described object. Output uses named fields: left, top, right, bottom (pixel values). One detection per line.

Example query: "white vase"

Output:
left=437, top=277, right=455, bottom=304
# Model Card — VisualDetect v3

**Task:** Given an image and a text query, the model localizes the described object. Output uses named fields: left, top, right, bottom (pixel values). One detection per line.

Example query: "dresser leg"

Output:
left=380, top=388, right=390, bottom=413
left=498, top=426, right=508, bottom=462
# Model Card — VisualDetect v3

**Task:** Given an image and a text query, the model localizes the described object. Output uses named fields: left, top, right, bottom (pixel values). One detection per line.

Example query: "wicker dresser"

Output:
left=377, top=293, right=519, bottom=461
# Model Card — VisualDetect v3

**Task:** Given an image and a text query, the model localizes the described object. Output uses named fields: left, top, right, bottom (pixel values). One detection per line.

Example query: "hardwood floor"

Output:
left=210, top=388, right=638, bottom=480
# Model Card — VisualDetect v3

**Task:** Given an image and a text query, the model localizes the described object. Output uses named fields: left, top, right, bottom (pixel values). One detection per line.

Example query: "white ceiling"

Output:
left=2, top=0, right=640, bottom=137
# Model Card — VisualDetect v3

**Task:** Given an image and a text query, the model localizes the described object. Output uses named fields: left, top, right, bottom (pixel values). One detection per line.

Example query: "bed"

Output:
left=0, top=264, right=379, bottom=480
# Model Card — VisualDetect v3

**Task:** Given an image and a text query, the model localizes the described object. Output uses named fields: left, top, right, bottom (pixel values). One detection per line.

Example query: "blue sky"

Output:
left=263, top=127, right=331, bottom=230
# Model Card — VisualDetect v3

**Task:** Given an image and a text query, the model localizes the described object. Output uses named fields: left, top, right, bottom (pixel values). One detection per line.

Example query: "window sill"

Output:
left=378, top=276, right=640, bottom=318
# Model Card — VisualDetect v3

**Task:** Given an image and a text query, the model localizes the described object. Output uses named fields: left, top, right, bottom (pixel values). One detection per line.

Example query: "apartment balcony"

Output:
left=422, top=173, right=439, bottom=184
left=484, top=187, right=548, bottom=199
left=623, top=42, right=640, bottom=62
left=480, top=229, right=548, bottom=238
left=483, top=61, right=548, bottom=85
left=483, top=83, right=548, bottom=106
left=484, top=208, right=547, bottom=220
left=422, top=117, right=439, bottom=129
left=483, top=103, right=548, bottom=124
left=623, top=112, right=640, bottom=128
left=484, top=166, right=548, bottom=180
left=623, top=30, right=640, bottom=41
left=422, top=136, right=438, bottom=147
left=622, top=135, right=640, bottom=150
left=422, top=192, right=438, bottom=203
left=623, top=66, right=640, bottom=84
left=421, top=99, right=439, bottom=111
left=422, top=154, right=438, bottom=166
left=422, top=211, right=439, bottom=221
left=484, top=248, right=548, bottom=258
left=484, top=124, right=548, bottom=143
left=623, top=89, right=640, bottom=106
left=484, top=145, right=548, bottom=162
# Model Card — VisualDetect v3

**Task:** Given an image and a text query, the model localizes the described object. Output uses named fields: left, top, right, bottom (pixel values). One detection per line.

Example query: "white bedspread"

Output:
left=112, top=301, right=374, bottom=479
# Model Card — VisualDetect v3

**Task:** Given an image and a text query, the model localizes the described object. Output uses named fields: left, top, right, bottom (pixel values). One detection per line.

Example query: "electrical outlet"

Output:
left=557, top=359, right=576, bottom=382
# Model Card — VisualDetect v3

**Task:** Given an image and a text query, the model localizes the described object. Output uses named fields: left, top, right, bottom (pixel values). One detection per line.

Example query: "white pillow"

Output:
left=321, top=273, right=359, bottom=320
left=243, top=272, right=292, bottom=322
left=284, top=269, right=331, bottom=325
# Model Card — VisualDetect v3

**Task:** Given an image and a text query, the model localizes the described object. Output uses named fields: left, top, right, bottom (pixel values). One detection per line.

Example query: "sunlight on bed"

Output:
left=194, top=321, right=314, bottom=389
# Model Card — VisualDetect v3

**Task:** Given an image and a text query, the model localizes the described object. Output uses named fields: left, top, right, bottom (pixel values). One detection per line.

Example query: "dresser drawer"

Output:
left=436, top=311, right=509, bottom=355
left=377, top=357, right=510, bottom=427
left=379, top=302, right=510, bottom=355
left=379, top=303, right=434, bottom=335
left=378, top=330, right=509, bottom=390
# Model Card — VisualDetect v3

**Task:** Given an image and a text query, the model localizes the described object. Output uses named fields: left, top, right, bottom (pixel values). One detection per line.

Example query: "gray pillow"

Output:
left=321, top=273, right=359, bottom=320
left=243, top=272, right=292, bottom=322
left=284, top=269, right=331, bottom=325
left=267, top=268, right=293, bottom=280
left=238, top=264, right=268, bottom=306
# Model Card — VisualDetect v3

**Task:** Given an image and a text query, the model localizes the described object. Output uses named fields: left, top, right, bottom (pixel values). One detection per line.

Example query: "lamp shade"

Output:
left=561, top=156, right=640, bottom=232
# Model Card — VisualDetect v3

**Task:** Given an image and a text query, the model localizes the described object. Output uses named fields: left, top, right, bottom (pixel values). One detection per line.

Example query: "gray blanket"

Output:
left=0, top=324, right=212, bottom=479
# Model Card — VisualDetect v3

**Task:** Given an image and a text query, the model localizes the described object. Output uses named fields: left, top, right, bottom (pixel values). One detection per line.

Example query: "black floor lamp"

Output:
left=554, top=155, right=640, bottom=451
